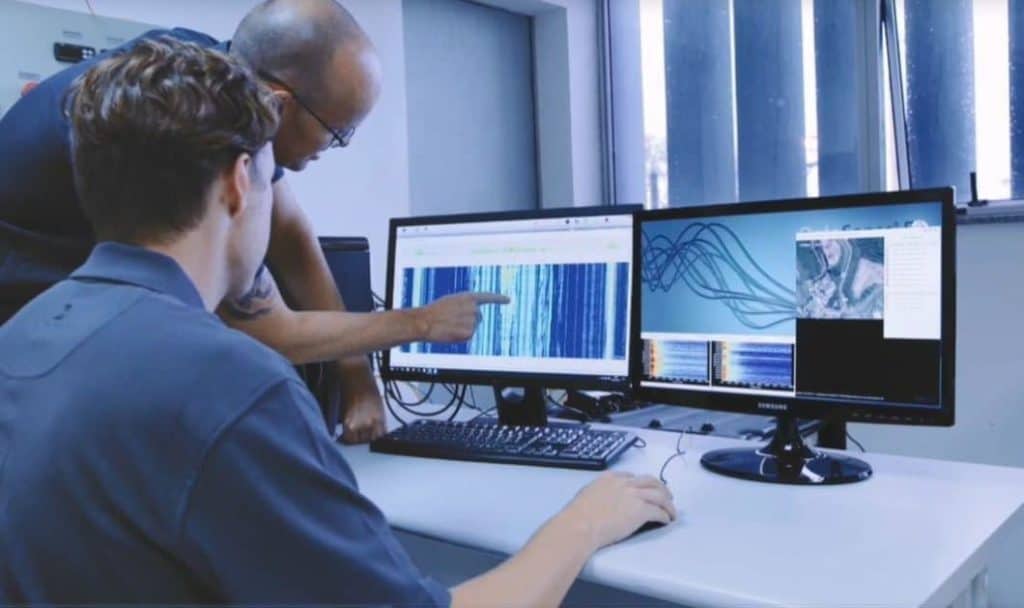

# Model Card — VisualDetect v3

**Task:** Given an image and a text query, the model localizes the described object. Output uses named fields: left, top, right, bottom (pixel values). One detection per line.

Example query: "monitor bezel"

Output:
left=630, top=188, right=956, bottom=427
left=383, top=205, right=641, bottom=390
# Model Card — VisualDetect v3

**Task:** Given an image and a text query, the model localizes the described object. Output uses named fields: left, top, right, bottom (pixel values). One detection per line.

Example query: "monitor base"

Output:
left=700, top=415, right=872, bottom=485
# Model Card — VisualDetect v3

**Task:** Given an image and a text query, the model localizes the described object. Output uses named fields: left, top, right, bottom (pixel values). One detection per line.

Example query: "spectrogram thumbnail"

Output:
left=400, top=263, right=629, bottom=360
left=713, top=342, right=794, bottom=391
left=644, top=339, right=709, bottom=384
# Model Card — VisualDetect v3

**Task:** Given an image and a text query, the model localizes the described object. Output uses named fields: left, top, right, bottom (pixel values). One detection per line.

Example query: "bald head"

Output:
left=232, top=0, right=370, bottom=104
left=231, top=0, right=382, bottom=170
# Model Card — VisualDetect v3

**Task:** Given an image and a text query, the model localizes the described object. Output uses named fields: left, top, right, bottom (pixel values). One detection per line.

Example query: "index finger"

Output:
left=471, top=292, right=511, bottom=305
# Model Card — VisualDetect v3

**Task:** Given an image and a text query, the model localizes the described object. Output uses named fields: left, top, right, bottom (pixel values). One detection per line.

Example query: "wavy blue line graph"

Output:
left=400, top=263, right=629, bottom=360
left=641, top=223, right=796, bottom=330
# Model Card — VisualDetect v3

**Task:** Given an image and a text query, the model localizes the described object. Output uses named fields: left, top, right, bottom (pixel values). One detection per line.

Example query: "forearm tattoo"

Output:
left=225, top=266, right=276, bottom=320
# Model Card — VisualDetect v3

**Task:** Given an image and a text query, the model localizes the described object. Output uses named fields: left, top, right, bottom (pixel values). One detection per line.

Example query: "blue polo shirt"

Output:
left=0, top=28, right=283, bottom=319
left=0, top=243, right=448, bottom=606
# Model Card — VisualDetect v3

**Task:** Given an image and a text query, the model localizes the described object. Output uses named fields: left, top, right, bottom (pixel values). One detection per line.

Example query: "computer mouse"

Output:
left=647, top=418, right=663, bottom=429
left=632, top=520, right=668, bottom=536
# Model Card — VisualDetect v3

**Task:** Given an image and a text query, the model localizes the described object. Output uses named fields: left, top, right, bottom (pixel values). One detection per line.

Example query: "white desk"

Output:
left=341, top=421, right=1024, bottom=607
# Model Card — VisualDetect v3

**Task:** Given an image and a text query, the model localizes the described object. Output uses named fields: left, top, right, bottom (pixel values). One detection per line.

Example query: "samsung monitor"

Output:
left=632, top=188, right=956, bottom=484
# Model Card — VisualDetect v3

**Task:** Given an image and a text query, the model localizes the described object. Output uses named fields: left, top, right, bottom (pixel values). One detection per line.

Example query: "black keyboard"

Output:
left=370, top=419, right=637, bottom=470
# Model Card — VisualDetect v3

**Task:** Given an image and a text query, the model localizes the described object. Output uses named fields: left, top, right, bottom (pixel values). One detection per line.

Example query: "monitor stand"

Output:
left=493, top=386, right=548, bottom=427
left=700, top=415, right=872, bottom=485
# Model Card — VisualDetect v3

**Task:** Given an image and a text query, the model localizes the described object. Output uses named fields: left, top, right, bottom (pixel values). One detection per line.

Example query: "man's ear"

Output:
left=271, top=88, right=293, bottom=117
left=223, top=152, right=253, bottom=219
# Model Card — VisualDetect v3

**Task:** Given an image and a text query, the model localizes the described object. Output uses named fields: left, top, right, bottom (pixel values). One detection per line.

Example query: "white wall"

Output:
left=476, top=0, right=605, bottom=207
left=20, top=0, right=412, bottom=293
left=403, top=0, right=538, bottom=216
left=849, top=221, right=1024, bottom=604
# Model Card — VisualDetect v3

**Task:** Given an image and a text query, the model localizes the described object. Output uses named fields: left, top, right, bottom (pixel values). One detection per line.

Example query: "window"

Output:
left=886, top=0, right=1018, bottom=202
left=610, top=0, right=1024, bottom=210
left=628, top=0, right=880, bottom=209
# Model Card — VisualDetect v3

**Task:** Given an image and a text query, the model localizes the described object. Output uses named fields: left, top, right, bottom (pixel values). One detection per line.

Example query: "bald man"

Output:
left=0, top=0, right=491, bottom=443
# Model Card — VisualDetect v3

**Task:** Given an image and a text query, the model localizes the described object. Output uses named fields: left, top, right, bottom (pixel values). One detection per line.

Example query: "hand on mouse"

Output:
left=560, top=472, right=676, bottom=550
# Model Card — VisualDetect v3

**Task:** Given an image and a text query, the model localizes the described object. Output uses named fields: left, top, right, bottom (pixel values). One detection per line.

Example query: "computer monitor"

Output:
left=632, top=188, right=956, bottom=485
left=319, top=236, right=374, bottom=313
left=383, top=206, right=638, bottom=425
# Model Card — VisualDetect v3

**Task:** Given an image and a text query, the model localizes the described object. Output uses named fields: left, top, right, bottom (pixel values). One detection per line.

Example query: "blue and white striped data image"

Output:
left=714, top=342, right=794, bottom=390
left=400, top=263, right=629, bottom=360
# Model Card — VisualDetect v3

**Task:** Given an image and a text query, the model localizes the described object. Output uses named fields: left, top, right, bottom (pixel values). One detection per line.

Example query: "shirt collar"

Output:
left=70, top=242, right=206, bottom=310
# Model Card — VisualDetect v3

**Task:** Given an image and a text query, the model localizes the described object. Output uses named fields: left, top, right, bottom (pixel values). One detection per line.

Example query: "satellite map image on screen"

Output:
left=796, top=237, right=884, bottom=320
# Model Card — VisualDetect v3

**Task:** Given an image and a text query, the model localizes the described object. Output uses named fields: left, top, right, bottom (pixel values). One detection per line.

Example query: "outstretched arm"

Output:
left=218, top=264, right=508, bottom=363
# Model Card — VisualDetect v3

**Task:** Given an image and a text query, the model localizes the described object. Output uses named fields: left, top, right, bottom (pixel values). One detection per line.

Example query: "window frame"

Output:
left=603, top=0, right=1024, bottom=223
left=881, top=0, right=1024, bottom=222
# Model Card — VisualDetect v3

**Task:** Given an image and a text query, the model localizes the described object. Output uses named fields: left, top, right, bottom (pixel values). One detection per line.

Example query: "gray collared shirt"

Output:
left=0, top=242, right=448, bottom=606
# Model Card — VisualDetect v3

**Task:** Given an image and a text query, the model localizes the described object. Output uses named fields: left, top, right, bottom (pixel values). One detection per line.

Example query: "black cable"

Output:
left=470, top=406, right=498, bottom=421
left=397, top=383, right=435, bottom=406
left=381, top=375, right=442, bottom=411
left=381, top=381, right=408, bottom=426
left=847, top=431, right=866, bottom=453
left=382, top=381, right=475, bottom=427
left=387, top=381, right=455, bottom=417
left=546, top=393, right=595, bottom=422
left=374, top=351, right=448, bottom=423
left=446, top=384, right=467, bottom=421
left=658, top=431, right=688, bottom=486
left=633, top=437, right=647, bottom=449
left=448, top=384, right=481, bottom=412
left=440, top=384, right=463, bottom=400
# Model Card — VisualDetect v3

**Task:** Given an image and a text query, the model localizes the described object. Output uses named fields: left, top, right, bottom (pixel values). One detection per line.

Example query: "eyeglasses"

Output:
left=257, top=70, right=354, bottom=150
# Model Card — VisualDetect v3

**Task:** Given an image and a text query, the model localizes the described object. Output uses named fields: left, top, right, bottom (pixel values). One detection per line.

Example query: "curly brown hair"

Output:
left=66, top=36, right=280, bottom=244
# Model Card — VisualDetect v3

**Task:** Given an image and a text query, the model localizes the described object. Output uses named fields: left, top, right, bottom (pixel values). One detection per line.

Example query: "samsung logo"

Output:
left=757, top=402, right=789, bottom=412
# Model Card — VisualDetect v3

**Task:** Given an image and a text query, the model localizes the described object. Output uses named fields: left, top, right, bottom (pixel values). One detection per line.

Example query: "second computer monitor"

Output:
left=634, top=188, right=955, bottom=425
left=383, top=206, right=637, bottom=391
left=632, top=188, right=956, bottom=484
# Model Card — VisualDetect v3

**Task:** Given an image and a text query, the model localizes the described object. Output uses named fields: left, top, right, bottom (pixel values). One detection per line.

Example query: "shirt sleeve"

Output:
left=177, top=378, right=450, bottom=607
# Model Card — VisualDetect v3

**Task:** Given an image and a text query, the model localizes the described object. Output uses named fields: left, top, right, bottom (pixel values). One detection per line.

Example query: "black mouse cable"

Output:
left=846, top=431, right=866, bottom=452
left=658, top=430, right=689, bottom=486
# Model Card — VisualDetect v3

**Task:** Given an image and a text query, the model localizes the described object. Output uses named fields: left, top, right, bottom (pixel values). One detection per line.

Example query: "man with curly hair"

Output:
left=0, top=38, right=675, bottom=606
